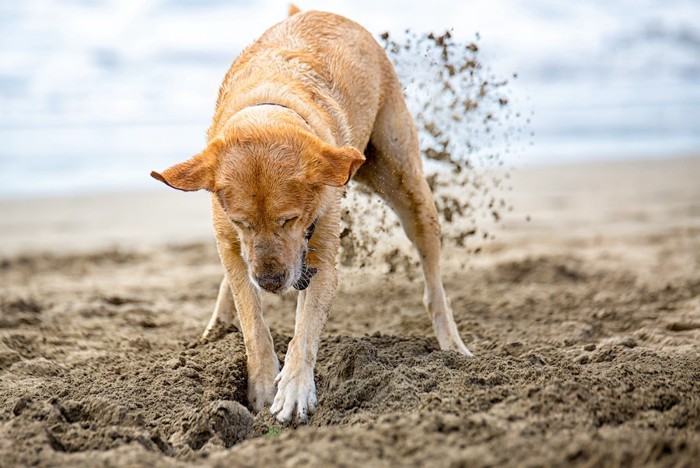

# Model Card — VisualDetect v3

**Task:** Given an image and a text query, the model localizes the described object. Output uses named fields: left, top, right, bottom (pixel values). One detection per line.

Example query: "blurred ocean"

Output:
left=1, top=0, right=699, bottom=197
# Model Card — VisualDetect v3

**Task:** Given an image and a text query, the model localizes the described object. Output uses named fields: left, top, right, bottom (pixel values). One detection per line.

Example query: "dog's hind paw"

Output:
left=201, top=321, right=236, bottom=342
left=270, top=365, right=317, bottom=423
left=433, top=314, right=475, bottom=356
left=443, top=338, right=474, bottom=357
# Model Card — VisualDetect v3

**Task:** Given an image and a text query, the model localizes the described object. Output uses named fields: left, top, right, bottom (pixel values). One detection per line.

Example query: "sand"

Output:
left=1, top=156, right=699, bottom=467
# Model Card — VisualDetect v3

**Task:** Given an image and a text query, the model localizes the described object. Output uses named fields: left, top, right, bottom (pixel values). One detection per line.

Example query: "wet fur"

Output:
left=152, top=8, right=472, bottom=423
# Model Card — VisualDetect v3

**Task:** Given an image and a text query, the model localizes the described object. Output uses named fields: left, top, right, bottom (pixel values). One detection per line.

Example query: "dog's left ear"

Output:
left=150, top=140, right=223, bottom=192
left=310, top=144, right=366, bottom=186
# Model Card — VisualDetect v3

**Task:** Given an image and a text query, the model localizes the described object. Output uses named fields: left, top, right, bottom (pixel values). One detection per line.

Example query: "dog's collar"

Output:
left=250, top=102, right=312, bottom=129
left=304, top=217, right=318, bottom=241
left=293, top=217, right=319, bottom=291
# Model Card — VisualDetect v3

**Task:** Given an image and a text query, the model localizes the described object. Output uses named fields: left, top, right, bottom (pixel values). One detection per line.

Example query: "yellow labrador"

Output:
left=152, top=7, right=472, bottom=423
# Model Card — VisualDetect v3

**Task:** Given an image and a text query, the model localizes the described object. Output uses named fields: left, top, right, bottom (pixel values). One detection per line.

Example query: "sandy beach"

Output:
left=1, top=156, right=699, bottom=466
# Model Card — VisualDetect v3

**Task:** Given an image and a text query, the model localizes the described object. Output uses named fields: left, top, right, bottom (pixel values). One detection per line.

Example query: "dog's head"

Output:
left=151, top=119, right=364, bottom=293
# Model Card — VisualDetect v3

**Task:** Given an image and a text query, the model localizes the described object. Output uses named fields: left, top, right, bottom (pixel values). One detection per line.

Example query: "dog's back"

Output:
left=209, top=11, right=395, bottom=149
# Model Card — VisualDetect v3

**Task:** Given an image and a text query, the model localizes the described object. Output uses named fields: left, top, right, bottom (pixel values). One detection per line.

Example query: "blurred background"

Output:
left=1, top=0, right=699, bottom=198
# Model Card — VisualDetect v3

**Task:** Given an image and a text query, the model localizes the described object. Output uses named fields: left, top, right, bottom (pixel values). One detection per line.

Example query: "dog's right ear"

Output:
left=150, top=140, right=224, bottom=192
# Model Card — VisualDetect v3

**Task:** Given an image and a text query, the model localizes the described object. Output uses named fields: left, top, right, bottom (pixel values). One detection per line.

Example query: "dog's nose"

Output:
left=255, top=272, right=286, bottom=292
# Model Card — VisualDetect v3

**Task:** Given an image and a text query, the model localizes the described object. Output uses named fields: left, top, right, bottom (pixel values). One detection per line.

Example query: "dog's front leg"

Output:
left=271, top=216, right=339, bottom=423
left=271, top=267, right=337, bottom=422
left=215, top=237, right=280, bottom=412
left=227, top=269, right=280, bottom=412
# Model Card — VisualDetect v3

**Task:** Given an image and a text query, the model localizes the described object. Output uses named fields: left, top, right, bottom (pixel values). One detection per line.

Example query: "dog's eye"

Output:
left=280, top=216, right=299, bottom=228
left=232, top=219, right=252, bottom=230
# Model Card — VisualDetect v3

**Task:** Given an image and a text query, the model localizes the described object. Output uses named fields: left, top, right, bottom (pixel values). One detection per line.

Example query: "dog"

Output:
left=151, top=6, right=472, bottom=423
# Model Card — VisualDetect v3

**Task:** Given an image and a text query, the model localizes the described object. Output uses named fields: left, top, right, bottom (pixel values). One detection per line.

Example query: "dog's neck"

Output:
left=218, top=102, right=321, bottom=142
left=249, top=103, right=313, bottom=129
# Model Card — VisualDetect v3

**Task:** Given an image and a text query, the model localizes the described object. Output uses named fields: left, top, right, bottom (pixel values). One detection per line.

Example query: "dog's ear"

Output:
left=150, top=140, right=223, bottom=192
left=310, top=144, right=366, bottom=187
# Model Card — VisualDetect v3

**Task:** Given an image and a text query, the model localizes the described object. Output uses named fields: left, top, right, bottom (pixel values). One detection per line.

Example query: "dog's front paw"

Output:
left=270, top=364, right=316, bottom=423
left=248, top=357, right=280, bottom=412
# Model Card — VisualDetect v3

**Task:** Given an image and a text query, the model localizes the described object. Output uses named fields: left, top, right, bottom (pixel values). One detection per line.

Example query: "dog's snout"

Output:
left=256, top=272, right=286, bottom=292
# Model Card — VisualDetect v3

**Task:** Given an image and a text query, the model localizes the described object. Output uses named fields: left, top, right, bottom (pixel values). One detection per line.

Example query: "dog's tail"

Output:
left=288, top=4, right=301, bottom=16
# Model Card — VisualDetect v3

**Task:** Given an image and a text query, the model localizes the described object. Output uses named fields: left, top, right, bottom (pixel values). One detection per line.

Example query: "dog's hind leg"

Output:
left=202, top=276, right=236, bottom=339
left=354, top=87, right=473, bottom=356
